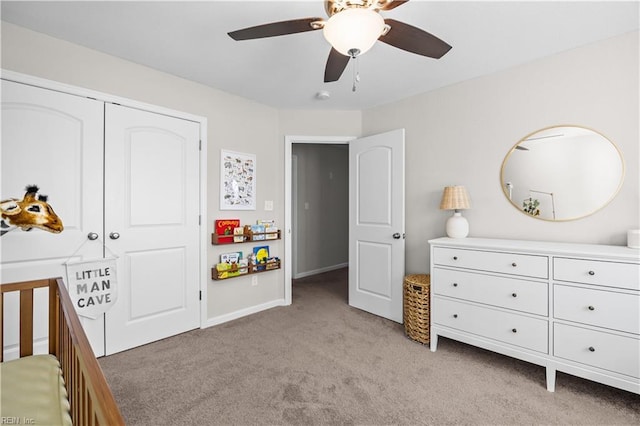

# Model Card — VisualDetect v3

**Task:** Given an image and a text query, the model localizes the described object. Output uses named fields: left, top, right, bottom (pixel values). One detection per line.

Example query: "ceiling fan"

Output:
left=228, top=0, right=452, bottom=83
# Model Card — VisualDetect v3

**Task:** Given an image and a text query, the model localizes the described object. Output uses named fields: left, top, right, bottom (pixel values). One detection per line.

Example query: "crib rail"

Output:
left=0, top=277, right=124, bottom=426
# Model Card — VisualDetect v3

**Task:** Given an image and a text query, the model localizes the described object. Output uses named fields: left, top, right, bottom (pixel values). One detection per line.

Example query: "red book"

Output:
left=215, top=219, right=240, bottom=243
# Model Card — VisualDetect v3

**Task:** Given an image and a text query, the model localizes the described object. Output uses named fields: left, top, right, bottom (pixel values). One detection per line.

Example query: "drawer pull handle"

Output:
left=588, top=346, right=595, bottom=352
left=588, top=270, right=595, bottom=276
left=511, top=328, right=517, bottom=333
left=511, top=262, right=517, bottom=267
left=511, top=293, right=517, bottom=298
left=453, top=314, right=458, bottom=318
left=453, top=283, right=458, bottom=287
left=588, top=305, right=595, bottom=311
left=453, top=256, right=458, bottom=260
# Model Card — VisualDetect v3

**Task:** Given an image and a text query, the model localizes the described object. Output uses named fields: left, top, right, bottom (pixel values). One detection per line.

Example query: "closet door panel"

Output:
left=104, top=104, right=200, bottom=355
left=1, top=79, right=104, bottom=358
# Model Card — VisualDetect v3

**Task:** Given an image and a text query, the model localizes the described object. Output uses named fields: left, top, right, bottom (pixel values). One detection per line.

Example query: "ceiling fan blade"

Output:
left=228, top=17, right=323, bottom=41
left=324, top=48, right=351, bottom=82
left=380, top=19, right=452, bottom=59
left=379, top=0, right=410, bottom=11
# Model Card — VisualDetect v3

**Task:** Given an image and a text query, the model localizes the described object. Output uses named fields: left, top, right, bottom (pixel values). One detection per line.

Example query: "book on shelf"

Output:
left=233, top=227, right=245, bottom=242
left=215, top=258, right=249, bottom=279
left=220, top=251, right=242, bottom=264
left=265, top=226, right=278, bottom=239
left=266, top=257, right=280, bottom=270
left=215, top=219, right=240, bottom=243
left=250, top=224, right=266, bottom=240
left=252, top=246, right=269, bottom=271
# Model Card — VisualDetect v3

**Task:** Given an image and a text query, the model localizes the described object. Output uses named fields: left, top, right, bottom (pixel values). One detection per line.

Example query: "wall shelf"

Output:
left=211, top=260, right=281, bottom=281
left=211, top=230, right=281, bottom=245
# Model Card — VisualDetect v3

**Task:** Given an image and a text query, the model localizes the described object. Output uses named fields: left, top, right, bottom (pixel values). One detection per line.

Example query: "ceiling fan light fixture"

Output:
left=322, top=8, right=385, bottom=57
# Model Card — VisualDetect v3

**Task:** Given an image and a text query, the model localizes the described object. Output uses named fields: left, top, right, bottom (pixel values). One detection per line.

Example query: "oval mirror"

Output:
left=500, top=125, right=624, bottom=221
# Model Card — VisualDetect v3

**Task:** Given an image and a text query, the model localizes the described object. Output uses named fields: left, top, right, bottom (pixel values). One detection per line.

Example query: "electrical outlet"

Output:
left=251, top=275, right=258, bottom=286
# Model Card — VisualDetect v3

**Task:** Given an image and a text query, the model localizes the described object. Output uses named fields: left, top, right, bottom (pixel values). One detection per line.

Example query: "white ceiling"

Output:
left=2, top=1, right=638, bottom=110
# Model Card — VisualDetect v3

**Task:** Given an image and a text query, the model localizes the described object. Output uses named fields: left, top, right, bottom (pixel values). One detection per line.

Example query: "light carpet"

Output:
left=100, top=268, right=640, bottom=425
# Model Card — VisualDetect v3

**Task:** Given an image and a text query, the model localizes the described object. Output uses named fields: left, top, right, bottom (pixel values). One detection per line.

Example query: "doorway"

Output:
left=284, top=136, right=354, bottom=304
left=291, top=143, right=349, bottom=279
left=284, top=131, right=406, bottom=323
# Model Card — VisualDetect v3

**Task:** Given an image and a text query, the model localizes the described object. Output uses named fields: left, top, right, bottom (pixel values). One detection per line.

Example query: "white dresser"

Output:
left=429, top=237, right=640, bottom=394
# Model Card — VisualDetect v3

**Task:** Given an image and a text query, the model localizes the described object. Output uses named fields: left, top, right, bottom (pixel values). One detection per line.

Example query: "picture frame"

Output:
left=220, top=149, right=256, bottom=210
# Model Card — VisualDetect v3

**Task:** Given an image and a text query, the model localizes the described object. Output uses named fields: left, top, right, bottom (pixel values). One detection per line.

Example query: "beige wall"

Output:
left=0, top=22, right=361, bottom=322
left=3, top=22, right=638, bottom=319
left=363, top=31, right=639, bottom=274
left=278, top=109, right=361, bottom=137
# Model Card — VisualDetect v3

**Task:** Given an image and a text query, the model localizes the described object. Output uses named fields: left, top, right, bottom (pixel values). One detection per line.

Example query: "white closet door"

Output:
left=104, top=104, right=200, bottom=355
left=1, top=80, right=105, bottom=358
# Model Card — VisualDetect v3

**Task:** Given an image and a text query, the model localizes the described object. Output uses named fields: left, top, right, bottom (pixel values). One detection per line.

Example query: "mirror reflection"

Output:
left=501, top=125, right=624, bottom=221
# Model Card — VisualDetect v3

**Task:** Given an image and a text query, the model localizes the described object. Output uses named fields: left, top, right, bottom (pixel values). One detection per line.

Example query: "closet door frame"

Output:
left=1, top=69, right=209, bottom=327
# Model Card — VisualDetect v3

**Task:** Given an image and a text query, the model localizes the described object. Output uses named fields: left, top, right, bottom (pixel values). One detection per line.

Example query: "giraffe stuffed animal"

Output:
left=1, top=185, right=64, bottom=236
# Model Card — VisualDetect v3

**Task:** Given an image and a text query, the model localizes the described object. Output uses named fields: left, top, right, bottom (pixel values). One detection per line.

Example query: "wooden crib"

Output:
left=0, top=277, right=124, bottom=426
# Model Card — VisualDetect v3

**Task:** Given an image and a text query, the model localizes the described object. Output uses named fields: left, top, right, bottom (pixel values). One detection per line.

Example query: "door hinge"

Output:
left=199, top=290, right=202, bottom=301
left=199, top=140, right=202, bottom=151
left=199, top=215, right=201, bottom=226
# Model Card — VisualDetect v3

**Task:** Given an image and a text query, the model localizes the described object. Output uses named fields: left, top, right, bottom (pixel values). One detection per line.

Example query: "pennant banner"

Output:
left=65, top=257, right=118, bottom=319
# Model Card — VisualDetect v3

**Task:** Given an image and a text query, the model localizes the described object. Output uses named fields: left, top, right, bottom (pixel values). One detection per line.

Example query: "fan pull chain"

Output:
left=352, top=56, right=361, bottom=92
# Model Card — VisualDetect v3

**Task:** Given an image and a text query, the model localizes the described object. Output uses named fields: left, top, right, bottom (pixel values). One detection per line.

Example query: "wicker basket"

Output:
left=403, top=274, right=430, bottom=344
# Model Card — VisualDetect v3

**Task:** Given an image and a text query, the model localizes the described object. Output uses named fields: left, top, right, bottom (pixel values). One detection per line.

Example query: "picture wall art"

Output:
left=220, top=149, right=256, bottom=210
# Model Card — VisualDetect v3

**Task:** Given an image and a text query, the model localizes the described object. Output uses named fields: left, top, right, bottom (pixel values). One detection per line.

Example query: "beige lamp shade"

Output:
left=440, top=186, right=471, bottom=211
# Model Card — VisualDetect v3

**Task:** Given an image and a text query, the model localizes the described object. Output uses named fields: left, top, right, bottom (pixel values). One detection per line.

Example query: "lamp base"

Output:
left=446, top=211, right=469, bottom=238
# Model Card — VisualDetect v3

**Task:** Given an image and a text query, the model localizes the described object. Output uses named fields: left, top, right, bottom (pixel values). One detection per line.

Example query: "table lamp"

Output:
left=439, top=186, right=471, bottom=238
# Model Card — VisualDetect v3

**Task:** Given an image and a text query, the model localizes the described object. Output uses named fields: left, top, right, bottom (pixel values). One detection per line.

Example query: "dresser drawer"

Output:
left=554, top=323, right=640, bottom=378
left=433, top=268, right=548, bottom=316
left=433, top=297, right=548, bottom=353
left=554, top=285, right=639, bottom=335
left=433, top=247, right=548, bottom=279
left=553, top=258, right=640, bottom=291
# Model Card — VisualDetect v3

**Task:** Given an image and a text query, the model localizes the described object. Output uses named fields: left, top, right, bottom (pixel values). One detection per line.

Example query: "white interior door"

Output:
left=104, top=104, right=200, bottom=355
left=1, top=79, right=105, bottom=357
left=349, top=129, right=405, bottom=323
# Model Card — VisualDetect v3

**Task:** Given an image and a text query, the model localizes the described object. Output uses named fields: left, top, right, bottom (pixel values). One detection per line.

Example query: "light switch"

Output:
left=304, top=202, right=310, bottom=210
left=264, top=200, right=273, bottom=211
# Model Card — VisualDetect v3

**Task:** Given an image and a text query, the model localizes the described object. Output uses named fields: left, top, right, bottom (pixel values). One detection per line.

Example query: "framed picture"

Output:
left=220, top=149, right=256, bottom=210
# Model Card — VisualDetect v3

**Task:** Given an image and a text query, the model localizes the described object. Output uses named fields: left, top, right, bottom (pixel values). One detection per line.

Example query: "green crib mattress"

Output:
left=0, top=354, right=72, bottom=426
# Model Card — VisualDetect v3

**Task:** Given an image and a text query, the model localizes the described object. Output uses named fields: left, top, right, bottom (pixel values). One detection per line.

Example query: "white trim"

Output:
left=2, top=69, right=210, bottom=327
left=199, top=120, right=209, bottom=328
left=1, top=69, right=205, bottom=124
left=293, top=262, right=349, bottom=279
left=202, top=299, right=287, bottom=329
left=284, top=135, right=355, bottom=306
left=292, top=154, right=298, bottom=278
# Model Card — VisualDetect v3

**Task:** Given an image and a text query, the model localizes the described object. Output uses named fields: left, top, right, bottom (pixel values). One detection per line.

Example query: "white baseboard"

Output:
left=294, top=262, right=348, bottom=279
left=202, top=298, right=287, bottom=329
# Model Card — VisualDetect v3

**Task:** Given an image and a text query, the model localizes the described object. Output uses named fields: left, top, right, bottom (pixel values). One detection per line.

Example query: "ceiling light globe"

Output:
left=323, top=8, right=385, bottom=57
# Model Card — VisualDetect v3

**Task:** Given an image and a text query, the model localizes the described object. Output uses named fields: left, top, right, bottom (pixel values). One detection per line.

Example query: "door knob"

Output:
left=392, top=233, right=401, bottom=239
left=87, top=232, right=99, bottom=241
left=109, top=232, right=120, bottom=240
